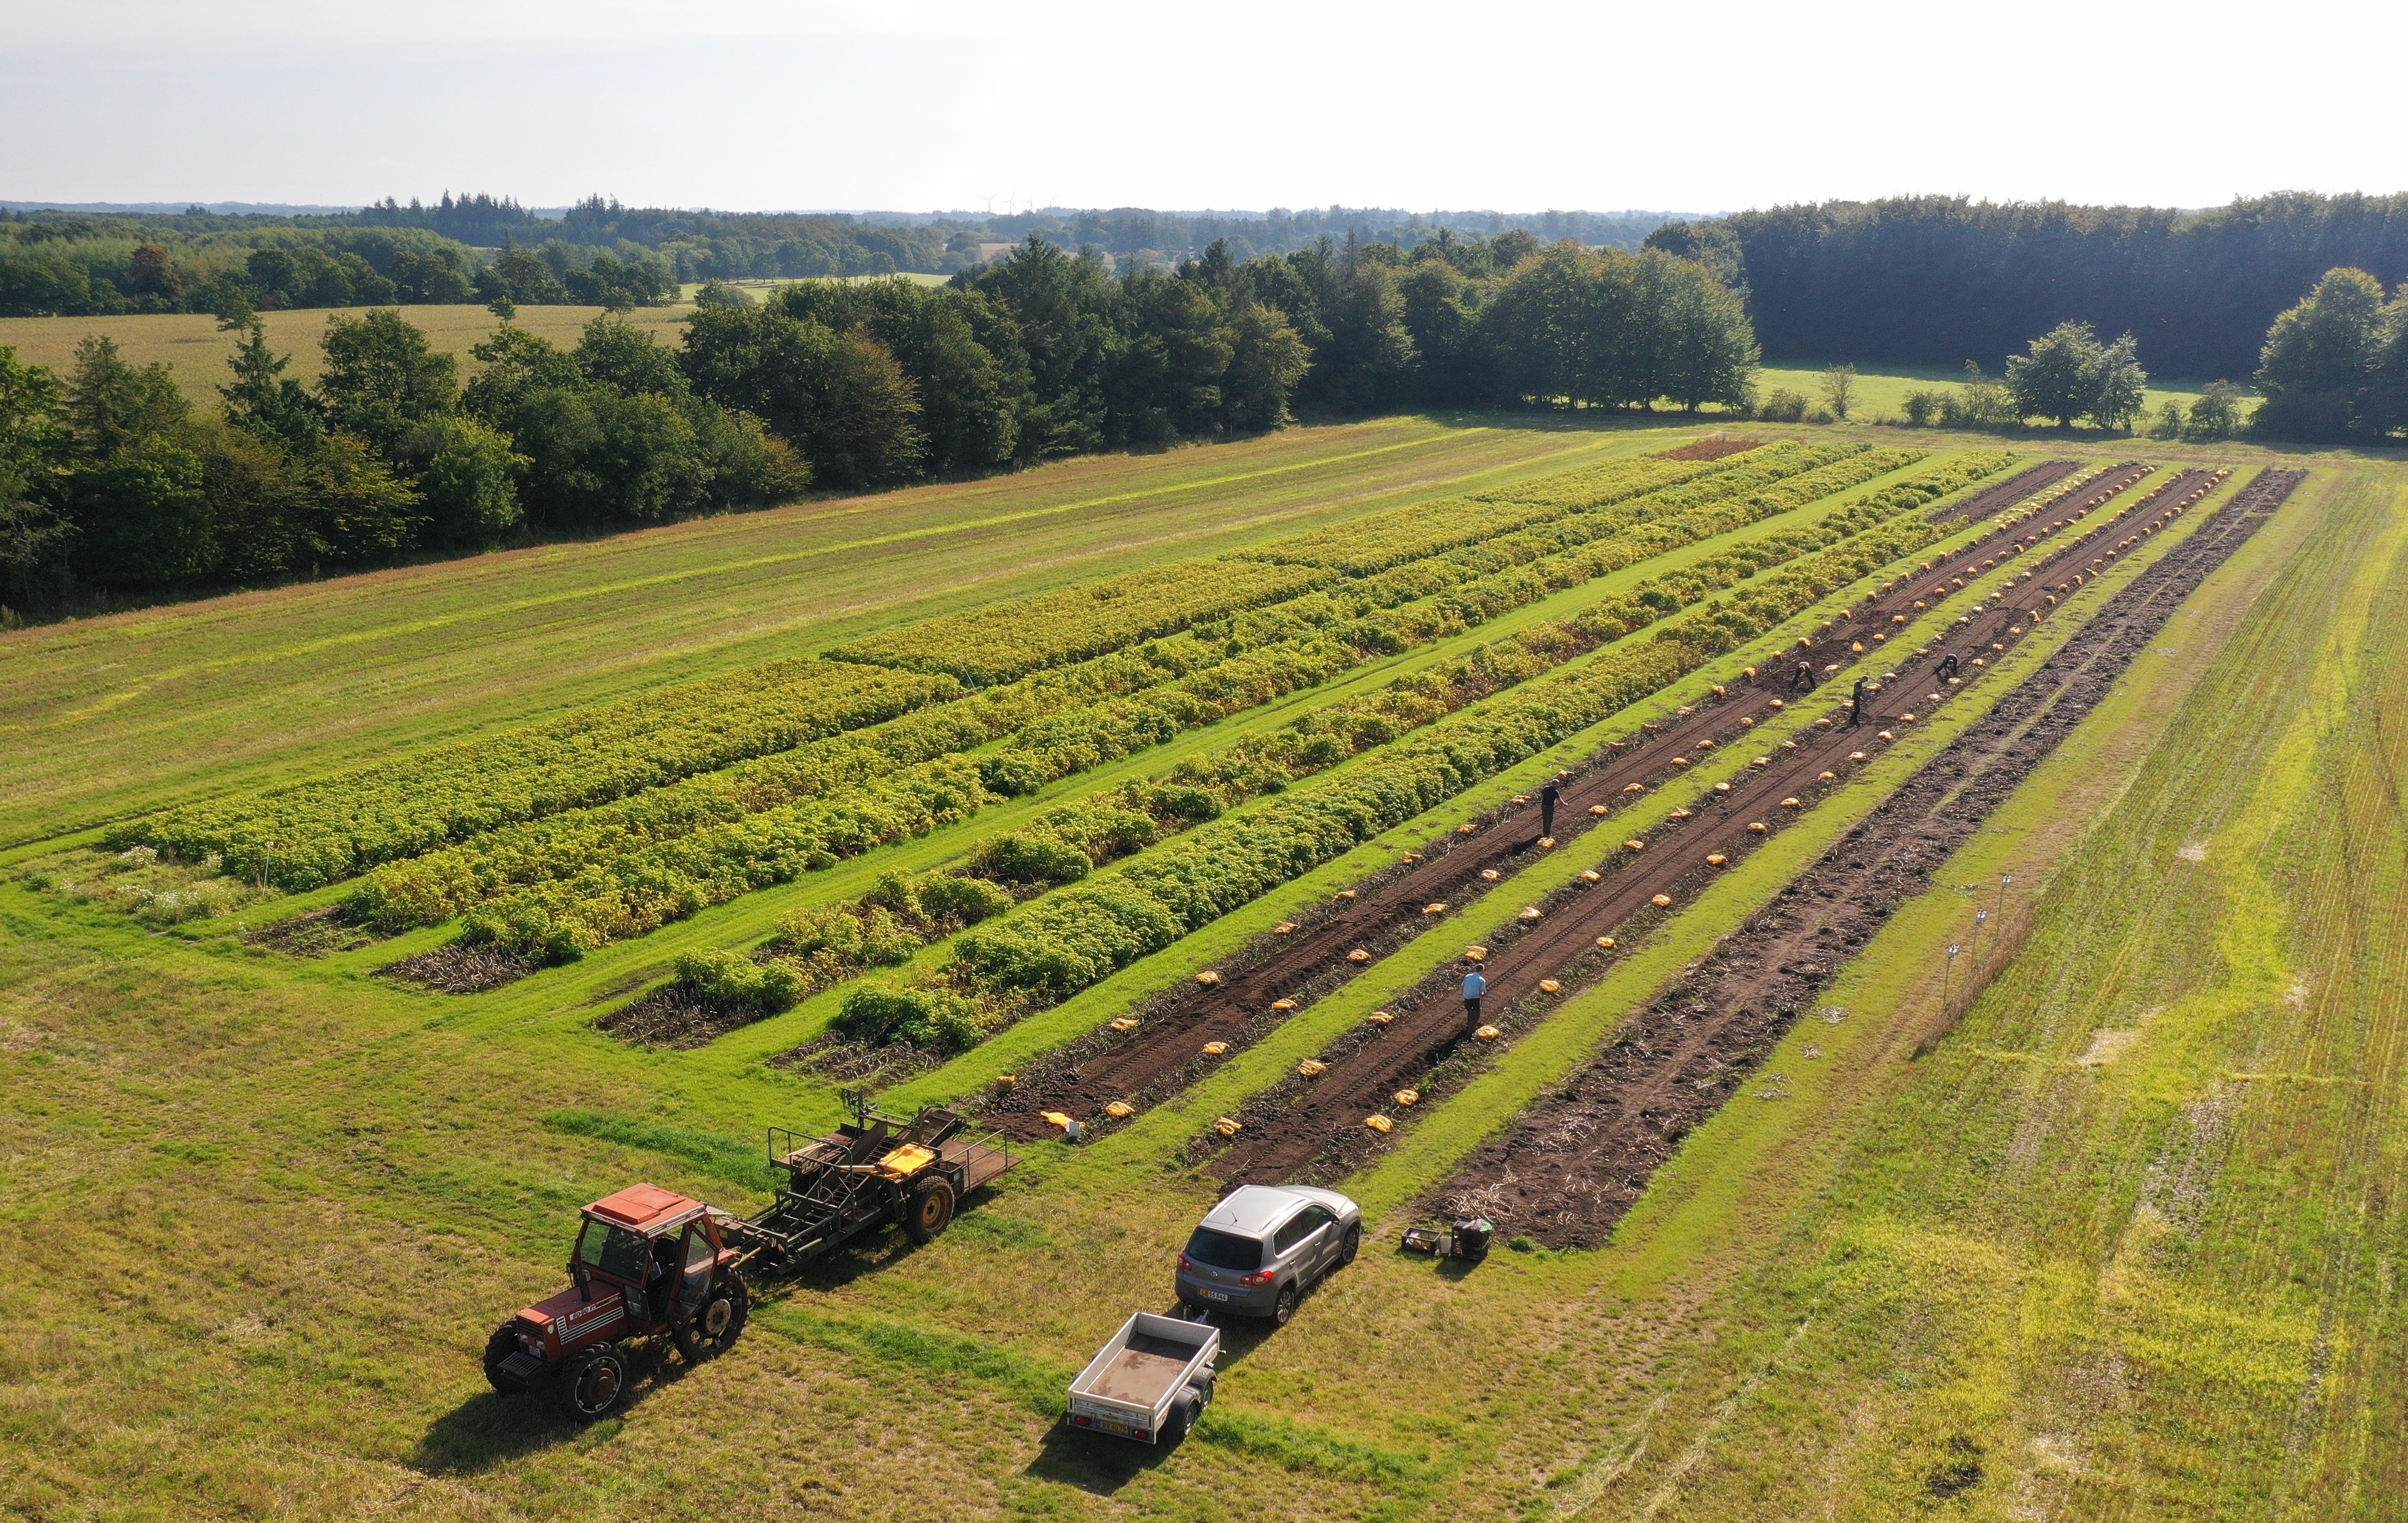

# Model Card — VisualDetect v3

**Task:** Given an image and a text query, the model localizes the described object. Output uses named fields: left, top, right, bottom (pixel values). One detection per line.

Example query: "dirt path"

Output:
left=987, top=462, right=2170, bottom=1142
left=1410, top=468, right=2305, bottom=1242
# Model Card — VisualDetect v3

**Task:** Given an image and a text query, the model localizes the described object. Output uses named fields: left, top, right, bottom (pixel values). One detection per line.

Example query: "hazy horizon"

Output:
left=6, top=0, right=2400, bottom=214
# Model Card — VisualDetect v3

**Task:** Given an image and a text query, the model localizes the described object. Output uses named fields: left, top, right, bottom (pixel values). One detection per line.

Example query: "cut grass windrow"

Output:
left=377, top=445, right=1947, bottom=960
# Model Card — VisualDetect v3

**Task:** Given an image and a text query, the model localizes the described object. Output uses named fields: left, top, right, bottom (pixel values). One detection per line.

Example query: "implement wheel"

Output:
left=903, top=1176, right=957, bottom=1243
left=560, top=1342, right=629, bottom=1422
left=678, top=1272, right=750, bottom=1364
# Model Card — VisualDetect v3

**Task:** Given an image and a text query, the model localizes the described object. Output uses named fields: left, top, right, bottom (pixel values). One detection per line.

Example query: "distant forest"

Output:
left=1650, top=193, right=2408, bottom=378
left=0, top=231, right=1755, bottom=610
left=0, top=198, right=1677, bottom=319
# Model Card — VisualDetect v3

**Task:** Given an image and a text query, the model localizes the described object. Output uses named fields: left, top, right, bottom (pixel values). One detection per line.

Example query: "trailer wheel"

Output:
left=1162, top=1391, right=1199, bottom=1445
left=678, top=1272, right=750, bottom=1364
left=904, top=1176, right=957, bottom=1243
left=560, top=1343, right=629, bottom=1422
left=482, top=1321, right=526, bottom=1393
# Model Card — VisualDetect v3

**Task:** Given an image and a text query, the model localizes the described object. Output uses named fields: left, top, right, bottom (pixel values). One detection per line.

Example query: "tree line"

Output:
left=1650, top=193, right=2408, bottom=379
left=0, top=212, right=680, bottom=321
left=0, top=233, right=1759, bottom=611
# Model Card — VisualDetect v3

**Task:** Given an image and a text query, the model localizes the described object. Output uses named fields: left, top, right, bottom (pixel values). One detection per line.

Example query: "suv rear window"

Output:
left=1183, top=1226, right=1263, bottom=1271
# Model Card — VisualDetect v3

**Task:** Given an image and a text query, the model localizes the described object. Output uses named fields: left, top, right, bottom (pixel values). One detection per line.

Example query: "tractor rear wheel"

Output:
left=482, top=1321, right=526, bottom=1393
left=903, top=1176, right=956, bottom=1243
left=678, top=1272, right=750, bottom=1364
left=560, top=1342, right=629, bottom=1422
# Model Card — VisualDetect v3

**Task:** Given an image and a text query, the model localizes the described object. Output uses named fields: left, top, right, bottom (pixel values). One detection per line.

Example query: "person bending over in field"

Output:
left=1793, top=660, right=1818, bottom=692
left=1936, top=652, right=1961, bottom=682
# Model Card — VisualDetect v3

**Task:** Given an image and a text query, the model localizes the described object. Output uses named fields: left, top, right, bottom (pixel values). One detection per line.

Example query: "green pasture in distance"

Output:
left=1756, top=360, right=2255, bottom=428
left=0, top=303, right=692, bottom=406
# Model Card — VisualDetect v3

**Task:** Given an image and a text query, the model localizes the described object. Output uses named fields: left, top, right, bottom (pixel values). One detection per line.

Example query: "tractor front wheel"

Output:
left=678, top=1272, right=750, bottom=1364
left=560, top=1343, right=629, bottom=1422
left=903, top=1176, right=957, bottom=1243
left=482, top=1322, right=526, bottom=1393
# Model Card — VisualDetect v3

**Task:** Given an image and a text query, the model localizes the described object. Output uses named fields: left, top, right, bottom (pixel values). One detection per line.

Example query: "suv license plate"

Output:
left=1198, top=1287, right=1228, bottom=1301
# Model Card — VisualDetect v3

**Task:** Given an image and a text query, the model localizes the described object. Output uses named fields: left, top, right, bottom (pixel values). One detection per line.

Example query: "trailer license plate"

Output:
left=1099, top=1414, right=1132, bottom=1435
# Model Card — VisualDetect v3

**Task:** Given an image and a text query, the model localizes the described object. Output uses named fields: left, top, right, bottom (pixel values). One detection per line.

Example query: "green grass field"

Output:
left=1754, top=362, right=2248, bottom=430
left=0, top=304, right=693, bottom=409
left=6, top=414, right=2407, bottom=1520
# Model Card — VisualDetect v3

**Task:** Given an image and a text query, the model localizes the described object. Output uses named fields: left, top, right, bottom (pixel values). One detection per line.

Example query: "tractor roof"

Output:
left=585, top=1182, right=704, bottom=1235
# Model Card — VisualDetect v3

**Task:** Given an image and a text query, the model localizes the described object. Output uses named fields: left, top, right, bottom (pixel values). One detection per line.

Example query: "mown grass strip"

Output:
left=752, top=1303, right=1440, bottom=1486
left=539, top=1108, right=777, bottom=1192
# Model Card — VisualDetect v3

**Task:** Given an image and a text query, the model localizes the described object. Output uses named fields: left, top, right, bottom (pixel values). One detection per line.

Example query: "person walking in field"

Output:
left=1848, top=677, right=1866, bottom=727
left=1462, top=968, right=1486, bottom=1032
left=1539, top=779, right=1562, bottom=838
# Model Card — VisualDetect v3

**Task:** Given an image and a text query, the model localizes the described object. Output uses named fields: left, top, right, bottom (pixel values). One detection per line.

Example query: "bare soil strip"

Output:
left=986, top=463, right=2168, bottom=1141
left=1411, top=468, right=2307, bottom=1242
left=1927, top=460, right=2082, bottom=521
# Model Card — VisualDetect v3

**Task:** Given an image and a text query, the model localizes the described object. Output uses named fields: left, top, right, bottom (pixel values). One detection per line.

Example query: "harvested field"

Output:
left=591, top=984, right=765, bottom=1048
left=1926, top=458, right=2081, bottom=519
left=986, top=462, right=2169, bottom=1145
left=1425, top=467, right=2305, bottom=1243
left=1200, top=467, right=2229, bottom=1185
left=242, top=904, right=378, bottom=958
left=377, top=942, right=540, bottom=994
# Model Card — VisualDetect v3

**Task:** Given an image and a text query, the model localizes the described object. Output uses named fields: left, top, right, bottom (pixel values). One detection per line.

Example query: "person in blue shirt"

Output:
left=1461, top=968, right=1486, bottom=1031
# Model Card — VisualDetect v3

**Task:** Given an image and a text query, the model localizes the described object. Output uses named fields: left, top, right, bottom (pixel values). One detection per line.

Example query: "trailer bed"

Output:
left=1085, top=1334, right=1200, bottom=1406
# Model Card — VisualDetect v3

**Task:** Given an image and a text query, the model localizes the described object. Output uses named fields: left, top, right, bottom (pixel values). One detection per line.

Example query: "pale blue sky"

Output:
left=4, top=0, right=2399, bottom=214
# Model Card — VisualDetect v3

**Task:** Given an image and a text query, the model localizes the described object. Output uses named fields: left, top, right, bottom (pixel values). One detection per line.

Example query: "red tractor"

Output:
left=482, top=1182, right=750, bottom=1420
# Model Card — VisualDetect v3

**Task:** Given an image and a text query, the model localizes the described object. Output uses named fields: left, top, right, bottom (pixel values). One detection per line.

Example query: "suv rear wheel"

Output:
left=1269, top=1283, right=1299, bottom=1327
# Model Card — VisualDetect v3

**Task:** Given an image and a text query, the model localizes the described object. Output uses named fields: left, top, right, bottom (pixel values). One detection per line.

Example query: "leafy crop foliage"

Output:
left=112, top=659, right=953, bottom=889
left=391, top=445, right=1928, bottom=958
left=931, top=452, right=2014, bottom=1017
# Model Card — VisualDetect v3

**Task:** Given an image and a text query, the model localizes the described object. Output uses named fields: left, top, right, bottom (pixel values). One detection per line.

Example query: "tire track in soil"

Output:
left=1200, top=467, right=2231, bottom=1187
left=985, top=461, right=2161, bottom=1141
left=1404, top=468, right=2305, bottom=1243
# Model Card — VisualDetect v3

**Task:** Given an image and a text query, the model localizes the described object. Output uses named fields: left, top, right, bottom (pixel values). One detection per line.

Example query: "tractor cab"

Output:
left=483, top=1183, right=752, bottom=1421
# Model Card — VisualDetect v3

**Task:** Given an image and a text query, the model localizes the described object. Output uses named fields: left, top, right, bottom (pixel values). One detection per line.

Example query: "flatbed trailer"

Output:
left=721, top=1089, right=1017, bottom=1270
left=1067, top=1312, right=1218, bottom=1444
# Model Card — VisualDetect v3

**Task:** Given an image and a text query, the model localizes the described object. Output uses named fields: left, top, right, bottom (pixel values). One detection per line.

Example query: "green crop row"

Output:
left=1220, top=450, right=1747, bottom=575
left=823, top=446, right=1780, bottom=681
left=112, top=445, right=1814, bottom=899
left=391, top=446, right=1936, bottom=955
left=937, top=454, right=2016, bottom=1007
left=627, top=451, right=2014, bottom=1034
left=107, top=659, right=957, bottom=891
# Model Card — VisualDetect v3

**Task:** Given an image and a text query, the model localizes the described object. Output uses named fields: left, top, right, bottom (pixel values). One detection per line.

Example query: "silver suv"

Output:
left=1175, top=1185, right=1362, bottom=1325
